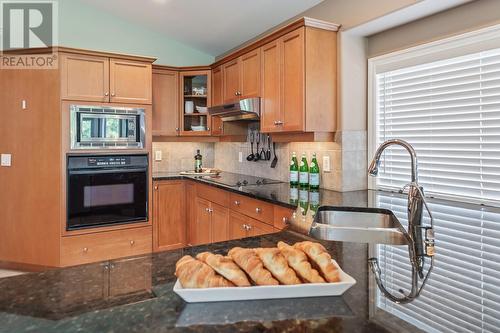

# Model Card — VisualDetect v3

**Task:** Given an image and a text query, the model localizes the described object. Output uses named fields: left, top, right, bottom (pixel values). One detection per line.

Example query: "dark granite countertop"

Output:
left=152, top=171, right=368, bottom=210
left=0, top=231, right=420, bottom=333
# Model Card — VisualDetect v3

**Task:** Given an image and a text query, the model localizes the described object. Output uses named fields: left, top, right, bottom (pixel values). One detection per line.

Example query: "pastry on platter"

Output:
left=254, top=248, right=302, bottom=285
left=175, top=255, right=234, bottom=288
left=294, top=241, right=340, bottom=283
left=196, top=252, right=251, bottom=287
left=277, top=241, right=325, bottom=283
left=228, top=247, right=279, bottom=286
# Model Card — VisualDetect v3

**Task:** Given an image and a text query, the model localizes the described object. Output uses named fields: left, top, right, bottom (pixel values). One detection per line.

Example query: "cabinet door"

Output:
left=193, top=198, right=212, bottom=245
left=222, top=59, right=240, bottom=103
left=61, top=53, right=109, bottom=102
left=281, top=28, right=305, bottom=132
left=212, top=66, right=223, bottom=107
left=228, top=211, right=249, bottom=240
left=260, top=41, right=281, bottom=133
left=153, top=181, right=185, bottom=252
left=110, top=58, right=152, bottom=104
left=211, top=116, right=223, bottom=136
left=185, top=182, right=197, bottom=246
left=248, top=218, right=275, bottom=237
left=152, top=70, right=179, bottom=136
left=211, top=203, right=229, bottom=243
left=240, top=49, right=261, bottom=99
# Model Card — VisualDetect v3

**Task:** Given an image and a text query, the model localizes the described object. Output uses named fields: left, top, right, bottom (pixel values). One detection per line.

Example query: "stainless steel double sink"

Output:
left=307, top=206, right=410, bottom=245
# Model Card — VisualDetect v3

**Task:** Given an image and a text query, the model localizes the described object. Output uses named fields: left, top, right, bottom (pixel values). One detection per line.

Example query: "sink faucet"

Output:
left=368, top=139, right=435, bottom=304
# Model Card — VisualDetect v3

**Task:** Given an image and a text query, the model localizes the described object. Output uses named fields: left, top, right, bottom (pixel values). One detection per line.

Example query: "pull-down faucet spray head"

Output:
left=368, top=139, right=419, bottom=183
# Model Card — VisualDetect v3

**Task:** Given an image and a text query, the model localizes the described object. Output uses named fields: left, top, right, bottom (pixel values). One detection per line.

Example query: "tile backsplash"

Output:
left=152, top=142, right=214, bottom=173
left=152, top=130, right=367, bottom=192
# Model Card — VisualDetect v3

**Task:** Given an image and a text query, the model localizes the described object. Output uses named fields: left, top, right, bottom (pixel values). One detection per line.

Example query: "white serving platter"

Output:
left=173, top=260, right=356, bottom=303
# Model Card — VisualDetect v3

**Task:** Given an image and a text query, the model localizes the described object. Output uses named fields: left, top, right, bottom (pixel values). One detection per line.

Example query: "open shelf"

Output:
left=181, top=72, right=211, bottom=135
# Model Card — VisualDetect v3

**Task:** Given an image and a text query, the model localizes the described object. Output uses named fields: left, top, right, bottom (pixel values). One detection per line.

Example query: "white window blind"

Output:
left=375, top=192, right=500, bottom=333
left=374, top=47, right=500, bottom=205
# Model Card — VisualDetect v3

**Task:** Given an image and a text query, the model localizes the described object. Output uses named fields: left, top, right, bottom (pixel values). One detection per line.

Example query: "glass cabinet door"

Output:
left=180, top=71, right=211, bottom=136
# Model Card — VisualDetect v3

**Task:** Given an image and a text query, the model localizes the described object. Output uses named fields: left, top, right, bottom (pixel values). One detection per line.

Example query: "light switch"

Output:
left=323, top=155, right=331, bottom=172
left=238, top=151, right=243, bottom=163
left=155, top=150, right=162, bottom=161
left=1, top=154, right=12, bottom=167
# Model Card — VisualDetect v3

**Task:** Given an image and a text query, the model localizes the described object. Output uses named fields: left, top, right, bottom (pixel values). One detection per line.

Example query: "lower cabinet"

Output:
left=153, top=180, right=186, bottom=252
left=191, top=197, right=229, bottom=245
left=60, top=226, right=152, bottom=266
left=228, top=211, right=275, bottom=240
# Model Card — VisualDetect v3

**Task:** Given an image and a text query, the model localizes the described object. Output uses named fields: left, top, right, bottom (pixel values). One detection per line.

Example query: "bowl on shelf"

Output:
left=190, top=125, right=207, bottom=131
left=196, top=106, right=208, bottom=113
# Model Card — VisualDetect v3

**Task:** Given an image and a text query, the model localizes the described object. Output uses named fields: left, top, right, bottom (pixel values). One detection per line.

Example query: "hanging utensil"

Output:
left=246, top=131, right=255, bottom=161
left=254, top=132, right=261, bottom=161
left=271, top=142, right=278, bottom=168
left=265, top=134, right=272, bottom=161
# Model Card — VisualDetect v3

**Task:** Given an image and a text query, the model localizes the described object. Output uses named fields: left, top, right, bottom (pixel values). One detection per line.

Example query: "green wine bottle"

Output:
left=194, top=149, right=202, bottom=173
left=309, top=153, right=320, bottom=189
left=299, top=153, right=309, bottom=188
left=289, top=152, right=299, bottom=185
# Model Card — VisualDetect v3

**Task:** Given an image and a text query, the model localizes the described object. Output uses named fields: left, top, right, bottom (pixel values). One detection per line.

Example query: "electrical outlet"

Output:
left=155, top=150, right=162, bottom=161
left=238, top=151, right=243, bottom=163
left=323, top=155, right=331, bottom=172
left=1, top=154, right=12, bottom=167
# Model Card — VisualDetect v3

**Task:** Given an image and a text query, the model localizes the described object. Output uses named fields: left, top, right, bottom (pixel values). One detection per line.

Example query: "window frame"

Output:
left=368, top=23, right=500, bottom=207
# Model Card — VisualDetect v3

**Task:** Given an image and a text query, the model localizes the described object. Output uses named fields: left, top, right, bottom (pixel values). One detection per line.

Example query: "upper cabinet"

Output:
left=61, top=52, right=153, bottom=104
left=261, top=26, right=336, bottom=134
left=180, top=70, right=212, bottom=136
left=220, top=49, right=261, bottom=104
left=152, top=68, right=179, bottom=136
left=212, top=66, right=223, bottom=107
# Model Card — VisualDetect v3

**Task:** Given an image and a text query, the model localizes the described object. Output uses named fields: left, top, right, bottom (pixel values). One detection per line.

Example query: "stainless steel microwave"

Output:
left=70, top=105, right=145, bottom=150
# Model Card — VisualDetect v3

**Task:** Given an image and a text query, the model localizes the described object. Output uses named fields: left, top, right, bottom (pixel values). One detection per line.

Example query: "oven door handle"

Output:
left=68, top=168, right=147, bottom=175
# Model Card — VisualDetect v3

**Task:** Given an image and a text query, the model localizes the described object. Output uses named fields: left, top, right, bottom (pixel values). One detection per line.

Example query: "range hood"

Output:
left=208, top=97, right=260, bottom=121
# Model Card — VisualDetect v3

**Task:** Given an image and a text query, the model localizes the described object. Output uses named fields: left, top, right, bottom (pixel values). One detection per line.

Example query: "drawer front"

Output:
left=196, top=183, right=229, bottom=207
left=273, top=206, right=295, bottom=230
left=230, top=193, right=274, bottom=225
left=61, top=227, right=152, bottom=266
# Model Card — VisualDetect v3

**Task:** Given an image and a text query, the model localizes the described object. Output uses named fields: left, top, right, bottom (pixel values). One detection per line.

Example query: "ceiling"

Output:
left=78, top=0, right=324, bottom=57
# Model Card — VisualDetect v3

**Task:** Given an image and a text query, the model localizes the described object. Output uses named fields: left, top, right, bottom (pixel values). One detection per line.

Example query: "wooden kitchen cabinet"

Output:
left=223, top=59, right=240, bottom=103
left=152, top=68, right=179, bottom=136
left=211, top=116, right=224, bottom=136
left=228, top=211, right=275, bottom=240
left=60, top=52, right=153, bottom=105
left=221, top=49, right=261, bottom=104
left=110, top=58, right=152, bottom=104
left=260, top=26, right=337, bottom=134
left=153, top=181, right=186, bottom=252
left=60, top=53, right=109, bottom=102
left=191, top=197, right=228, bottom=245
left=212, top=66, right=223, bottom=107
left=260, top=40, right=281, bottom=132
left=180, top=71, right=212, bottom=136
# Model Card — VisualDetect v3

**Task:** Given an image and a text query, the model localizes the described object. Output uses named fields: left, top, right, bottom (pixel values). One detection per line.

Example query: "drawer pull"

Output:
left=246, top=224, right=252, bottom=230
left=282, top=217, right=288, bottom=224
left=234, top=200, right=240, bottom=206
left=130, top=240, right=135, bottom=246
left=83, top=247, right=88, bottom=253
left=255, top=207, right=262, bottom=213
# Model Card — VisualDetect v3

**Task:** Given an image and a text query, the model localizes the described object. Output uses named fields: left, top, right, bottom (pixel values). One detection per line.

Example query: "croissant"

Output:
left=228, top=247, right=279, bottom=286
left=254, top=248, right=302, bottom=285
left=277, top=241, right=325, bottom=283
left=196, top=252, right=251, bottom=287
left=294, top=241, right=340, bottom=283
left=175, top=255, right=235, bottom=288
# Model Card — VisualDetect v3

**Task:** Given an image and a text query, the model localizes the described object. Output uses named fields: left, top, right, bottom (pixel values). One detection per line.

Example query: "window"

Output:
left=374, top=191, right=500, bottom=333
left=369, top=25, right=500, bottom=207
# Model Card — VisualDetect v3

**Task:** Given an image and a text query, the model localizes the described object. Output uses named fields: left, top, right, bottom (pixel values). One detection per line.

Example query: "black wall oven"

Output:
left=67, top=154, right=148, bottom=230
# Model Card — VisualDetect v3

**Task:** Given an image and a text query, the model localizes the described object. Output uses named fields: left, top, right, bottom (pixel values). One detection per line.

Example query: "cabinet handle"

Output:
left=104, top=92, right=109, bottom=96
left=110, top=264, right=115, bottom=269
left=103, top=264, right=109, bottom=270
left=276, top=120, right=283, bottom=125
left=242, top=224, right=247, bottom=230
left=154, top=186, right=158, bottom=190
left=282, top=217, right=288, bottom=224
left=175, top=127, right=179, bottom=131
left=234, top=200, right=240, bottom=206
left=246, top=224, right=252, bottom=230
left=218, top=126, right=222, bottom=130
left=235, top=91, right=239, bottom=96
left=111, top=92, right=116, bottom=97
left=130, top=240, right=135, bottom=246
left=255, top=207, right=262, bottom=213
left=273, top=120, right=279, bottom=125
left=83, top=247, right=88, bottom=253
left=207, top=127, right=210, bottom=131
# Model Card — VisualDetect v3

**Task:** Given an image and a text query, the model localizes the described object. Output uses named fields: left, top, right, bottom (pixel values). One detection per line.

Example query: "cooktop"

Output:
left=198, top=172, right=283, bottom=187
